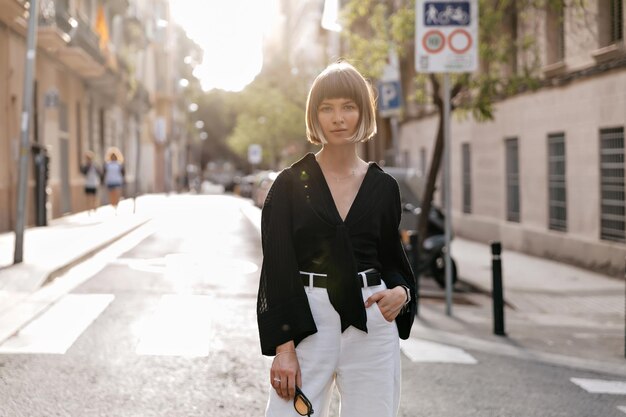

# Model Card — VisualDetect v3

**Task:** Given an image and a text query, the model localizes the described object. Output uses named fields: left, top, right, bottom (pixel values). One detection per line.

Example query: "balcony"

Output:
left=37, top=1, right=72, bottom=52
left=0, top=0, right=27, bottom=27
left=57, top=13, right=106, bottom=78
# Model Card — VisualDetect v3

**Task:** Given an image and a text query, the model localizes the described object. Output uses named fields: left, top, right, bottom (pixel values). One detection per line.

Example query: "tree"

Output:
left=225, top=59, right=313, bottom=169
left=341, top=0, right=569, bottom=250
left=227, top=80, right=306, bottom=169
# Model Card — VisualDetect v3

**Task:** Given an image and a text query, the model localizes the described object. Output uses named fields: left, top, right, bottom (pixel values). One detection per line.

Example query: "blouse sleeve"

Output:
left=256, top=169, right=317, bottom=356
left=379, top=178, right=416, bottom=339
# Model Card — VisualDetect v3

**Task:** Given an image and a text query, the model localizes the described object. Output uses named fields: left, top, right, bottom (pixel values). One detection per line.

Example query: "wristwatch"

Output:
left=401, top=285, right=411, bottom=305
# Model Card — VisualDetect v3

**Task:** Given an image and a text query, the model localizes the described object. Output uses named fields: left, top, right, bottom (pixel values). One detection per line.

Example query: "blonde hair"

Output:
left=305, top=61, right=377, bottom=145
left=105, top=146, right=124, bottom=163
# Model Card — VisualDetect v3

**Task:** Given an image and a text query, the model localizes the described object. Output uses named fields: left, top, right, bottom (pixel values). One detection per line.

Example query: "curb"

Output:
left=0, top=218, right=152, bottom=346
left=42, top=218, right=151, bottom=286
left=411, top=326, right=626, bottom=378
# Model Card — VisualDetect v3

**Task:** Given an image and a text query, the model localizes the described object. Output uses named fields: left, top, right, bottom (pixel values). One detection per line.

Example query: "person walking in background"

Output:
left=103, top=147, right=125, bottom=212
left=80, top=150, right=102, bottom=215
left=257, top=61, right=416, bottom=417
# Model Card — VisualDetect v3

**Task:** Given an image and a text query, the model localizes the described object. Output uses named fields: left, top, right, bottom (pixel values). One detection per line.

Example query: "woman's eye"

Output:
left=319, top=107, right=332, bottom=112
left=344, top=104, right=356, bottom=110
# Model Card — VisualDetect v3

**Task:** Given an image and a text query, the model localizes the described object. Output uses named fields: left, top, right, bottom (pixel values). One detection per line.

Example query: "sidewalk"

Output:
left=0, top=197, right=152, bottom=344
left=241, top=204, right=626, bottom=374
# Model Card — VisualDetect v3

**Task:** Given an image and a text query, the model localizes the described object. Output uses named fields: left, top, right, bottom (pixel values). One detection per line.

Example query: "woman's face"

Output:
left=317, top=98, right=360, bottom=145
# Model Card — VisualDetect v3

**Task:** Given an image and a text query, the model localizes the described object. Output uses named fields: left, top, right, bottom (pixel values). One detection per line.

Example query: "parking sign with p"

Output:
left=378, top=80, right=402, bottom=118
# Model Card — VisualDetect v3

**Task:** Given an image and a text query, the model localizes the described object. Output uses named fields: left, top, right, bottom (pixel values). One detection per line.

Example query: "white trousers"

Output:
left=265, top=282, right=401, bottom=417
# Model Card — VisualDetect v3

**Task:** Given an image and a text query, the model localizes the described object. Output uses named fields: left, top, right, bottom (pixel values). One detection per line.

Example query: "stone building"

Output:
left=398, top=2, right=626, bottom=276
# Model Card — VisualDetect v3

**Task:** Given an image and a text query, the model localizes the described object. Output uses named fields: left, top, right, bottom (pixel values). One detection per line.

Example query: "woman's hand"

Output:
left=364, top=286, right=408, bottom=322
left=270, top=341, right=301, bottom=400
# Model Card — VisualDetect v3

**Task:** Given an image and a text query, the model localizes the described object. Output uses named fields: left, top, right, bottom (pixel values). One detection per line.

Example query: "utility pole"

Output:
left=14, top=0, right=39, bottom=264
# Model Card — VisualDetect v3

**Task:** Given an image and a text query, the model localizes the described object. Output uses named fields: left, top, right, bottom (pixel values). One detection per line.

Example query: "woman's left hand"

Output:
left=364, top=287, right=407, bottom=322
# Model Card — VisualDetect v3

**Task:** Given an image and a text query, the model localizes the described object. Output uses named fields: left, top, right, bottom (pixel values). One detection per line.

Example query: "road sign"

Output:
left=415, top=0, right=478, bottom=73
left=248, top=144, right=262, bottom=165
left=378, top=50, right=403, bottom=118
left=378, top=80, right=402, bottom=118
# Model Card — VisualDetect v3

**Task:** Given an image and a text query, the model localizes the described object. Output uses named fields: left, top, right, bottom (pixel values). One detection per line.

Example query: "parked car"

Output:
left=384, top=167, right=458, bottom=289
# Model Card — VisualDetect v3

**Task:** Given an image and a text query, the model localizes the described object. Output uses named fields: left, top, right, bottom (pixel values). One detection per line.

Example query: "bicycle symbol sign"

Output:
left=424, top=2, right=470, bottom=26
left=415, top=0, right=478, bottom=72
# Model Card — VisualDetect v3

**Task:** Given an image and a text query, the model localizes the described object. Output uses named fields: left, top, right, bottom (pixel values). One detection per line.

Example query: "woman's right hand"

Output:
left=270, top=341, right=301, bottom=400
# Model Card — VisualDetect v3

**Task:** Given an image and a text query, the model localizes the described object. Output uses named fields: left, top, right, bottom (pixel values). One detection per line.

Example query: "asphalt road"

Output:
left=0, top=195, right=624, bottom=416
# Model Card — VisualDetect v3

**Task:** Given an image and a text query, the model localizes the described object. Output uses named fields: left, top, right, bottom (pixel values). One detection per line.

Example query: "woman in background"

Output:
left=103, top=147, right=125, bottom=211
left=80, top=150, right=102, bottom=214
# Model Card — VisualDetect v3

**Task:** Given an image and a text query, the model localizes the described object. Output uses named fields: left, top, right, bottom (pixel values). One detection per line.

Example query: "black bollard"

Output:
left=491, top=241, right=506, bottom=336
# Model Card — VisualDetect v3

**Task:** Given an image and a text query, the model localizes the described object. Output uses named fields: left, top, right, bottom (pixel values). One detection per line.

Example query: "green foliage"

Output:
left=341, top=0, right=581, bottom=122
left=227, top=78, right=306, bottom=168
left=195, top=90, right=238, bottom=143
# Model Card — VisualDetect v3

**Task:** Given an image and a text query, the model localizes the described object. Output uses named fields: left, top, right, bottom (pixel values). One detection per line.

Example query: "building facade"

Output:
left=398, top=1, right=626, bottom=276
left=0, top=0, right=196, bottom=233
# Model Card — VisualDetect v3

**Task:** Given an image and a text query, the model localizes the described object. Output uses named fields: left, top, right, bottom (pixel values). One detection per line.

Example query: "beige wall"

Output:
left=400, top=70, right=626, bottom=277
left=0, top=25, right=11, bottom=232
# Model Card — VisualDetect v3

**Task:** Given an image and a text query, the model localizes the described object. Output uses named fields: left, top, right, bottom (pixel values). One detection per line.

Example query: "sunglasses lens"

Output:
left=294, top=396, right=309, bottom=415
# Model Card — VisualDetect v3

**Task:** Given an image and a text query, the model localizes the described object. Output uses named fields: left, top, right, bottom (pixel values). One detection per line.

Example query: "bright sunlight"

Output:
left=169, top=0, right=280, bottom=92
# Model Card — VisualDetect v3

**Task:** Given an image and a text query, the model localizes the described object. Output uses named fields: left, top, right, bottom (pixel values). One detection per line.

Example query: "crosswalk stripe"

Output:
left=135, top=294, right=214, bottom=357
left=400, top=338, right=478, bottom=364
left=571, top=378, right=626, bottom=395
left=0, top=294, right=114, bottom=354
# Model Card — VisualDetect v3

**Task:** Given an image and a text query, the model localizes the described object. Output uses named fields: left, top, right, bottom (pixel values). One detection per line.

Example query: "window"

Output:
left=610, top=0, right=624, bottom=43
left=462, top=143, right=471, bottom=214
left=548, top=133, right=567, bottom=231
left=505, top=138, right=520, bottom=222
left=546, top=3, right=565, bottom=64
left=600, top=127, right=625, bottom=242
left=599, top=0, right=624, bottom=46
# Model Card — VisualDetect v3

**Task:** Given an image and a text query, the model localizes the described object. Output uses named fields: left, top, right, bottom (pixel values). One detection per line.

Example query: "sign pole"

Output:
left=443, top=72, right=453, bottom=316
left=390, top=116, right=400, bottom=166
left=416, top=0, right=478, bottom=316
left=14, top=0, right=39, bottom=264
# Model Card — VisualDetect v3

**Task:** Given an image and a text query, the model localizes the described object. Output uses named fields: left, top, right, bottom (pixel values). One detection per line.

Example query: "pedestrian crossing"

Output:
left=0, top=294, right=114, bottom=354
left=134, top=294, right=214, bottom=357
left=570, top=377, right=626, bottom=414
left=0, top=293, right=481, bottom=363
left=400, top=338, right=478, bottom=364
left=571, top=378, right=626, bottom=395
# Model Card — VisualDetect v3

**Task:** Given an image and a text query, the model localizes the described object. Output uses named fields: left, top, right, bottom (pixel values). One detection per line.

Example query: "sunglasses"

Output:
left=294, top=386, right=314, bottom=416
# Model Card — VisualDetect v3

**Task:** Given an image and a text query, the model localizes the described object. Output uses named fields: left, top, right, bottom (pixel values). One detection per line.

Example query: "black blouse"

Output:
left=257, top=153, right=416, bottom=356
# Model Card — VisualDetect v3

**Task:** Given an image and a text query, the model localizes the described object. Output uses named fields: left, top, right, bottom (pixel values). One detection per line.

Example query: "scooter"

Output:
left=401, top=203, right=458, bottom=289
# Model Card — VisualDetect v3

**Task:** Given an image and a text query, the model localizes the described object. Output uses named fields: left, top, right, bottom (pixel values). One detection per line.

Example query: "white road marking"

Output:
left=400, top=338, right=478, bottom=364
left=571, top=378, right=626, bottom=395
left=0, top=294, right=114, bottom=354
left=618, top=406, right=626, bottom=414
left=135, top=294, right=213, bottom=357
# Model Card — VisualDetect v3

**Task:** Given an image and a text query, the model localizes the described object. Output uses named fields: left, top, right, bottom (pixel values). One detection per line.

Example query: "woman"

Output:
left=257, top=61, right=416, bottom=417
left=103, top=147, right=125, bottom=211
left=80, top=151, right=101, bottom=214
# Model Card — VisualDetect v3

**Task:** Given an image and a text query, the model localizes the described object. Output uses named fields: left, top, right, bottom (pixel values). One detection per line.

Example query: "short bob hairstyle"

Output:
left=305, top=61, right=377, bottom=145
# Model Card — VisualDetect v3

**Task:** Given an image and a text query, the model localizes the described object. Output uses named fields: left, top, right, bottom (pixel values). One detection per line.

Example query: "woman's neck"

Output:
left=315, top=145, right=362, bottom=173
